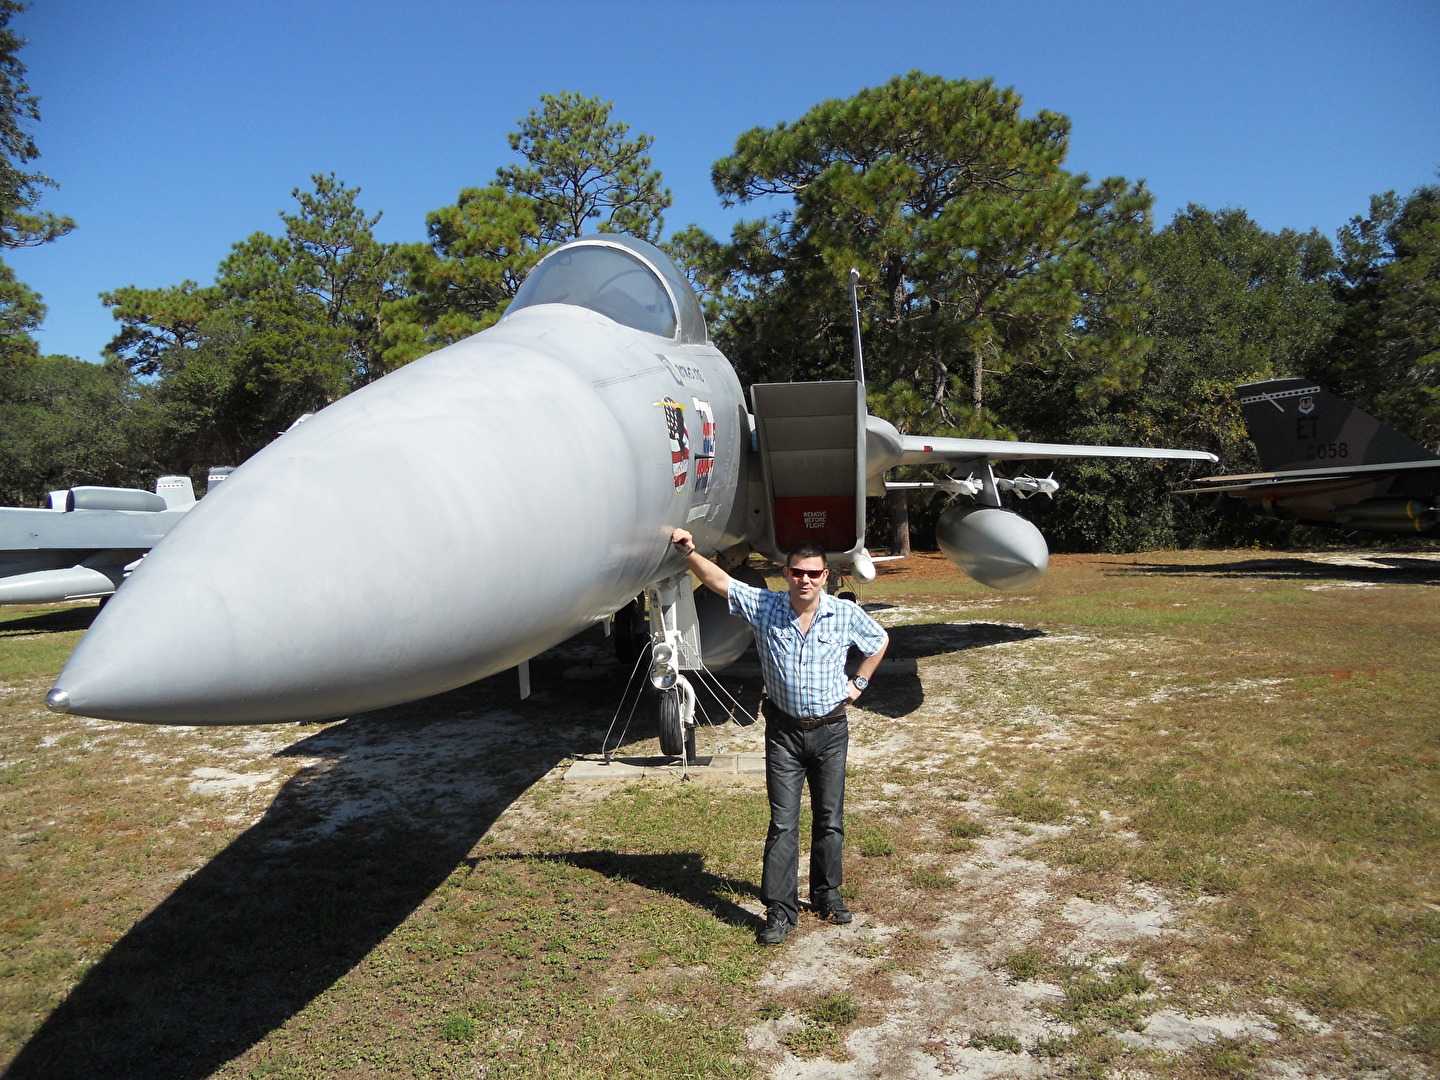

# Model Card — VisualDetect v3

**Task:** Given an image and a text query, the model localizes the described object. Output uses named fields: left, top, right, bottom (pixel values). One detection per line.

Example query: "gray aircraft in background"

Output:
left=0, top=474, right=215, bottom=605
left=45, top=235, right=1215, bottom=737
left=1177, top=377, right=1439, bottom=535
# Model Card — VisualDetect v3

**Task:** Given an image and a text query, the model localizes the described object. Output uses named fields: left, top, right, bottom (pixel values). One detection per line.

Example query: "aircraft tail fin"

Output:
left=1237, top=377, right=1437, bottom=472
left=154, top=475, right=196, bottom=510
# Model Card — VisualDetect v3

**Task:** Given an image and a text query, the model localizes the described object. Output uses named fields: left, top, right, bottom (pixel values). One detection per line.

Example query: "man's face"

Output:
left=785, top=556, right=828, bottom=602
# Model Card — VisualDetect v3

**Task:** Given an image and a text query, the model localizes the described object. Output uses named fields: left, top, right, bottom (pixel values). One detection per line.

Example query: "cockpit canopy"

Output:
left=506, top=235, right=708, bottom=345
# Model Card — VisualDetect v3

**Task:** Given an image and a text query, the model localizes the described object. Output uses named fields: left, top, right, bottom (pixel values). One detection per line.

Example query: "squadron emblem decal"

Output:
left=691, top=397, right=715, bottom=494
left=1298, top=397, right=1316, bottom=416
left=654, top=396, right=688, bottom=492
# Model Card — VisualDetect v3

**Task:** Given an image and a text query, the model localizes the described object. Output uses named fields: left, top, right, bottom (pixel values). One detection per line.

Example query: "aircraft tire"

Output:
left=657, top=689, right=696, bottom=760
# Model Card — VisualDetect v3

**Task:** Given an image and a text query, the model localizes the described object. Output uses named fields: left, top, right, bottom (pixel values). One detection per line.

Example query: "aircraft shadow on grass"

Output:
left=7, top=618, right=1040, bottom=1079
left=1117, top=554, right=1440, bottom=588
left=476, top=850, right=762, bottom=931
left=5, top=646, right=628, bottom=1080
left=0, top=605, right=99, bottom=638
left=863, top=621, right=1046, bottom=719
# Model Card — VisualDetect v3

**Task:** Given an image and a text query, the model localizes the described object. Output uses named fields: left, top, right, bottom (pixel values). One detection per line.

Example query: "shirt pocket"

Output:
left=812, top=632, right=848, bottom=665
left=766, top=625, right=795, bottom=657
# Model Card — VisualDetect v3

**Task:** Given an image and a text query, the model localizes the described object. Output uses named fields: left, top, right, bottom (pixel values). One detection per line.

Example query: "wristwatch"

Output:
left=852, top=676, right=869, bottom=692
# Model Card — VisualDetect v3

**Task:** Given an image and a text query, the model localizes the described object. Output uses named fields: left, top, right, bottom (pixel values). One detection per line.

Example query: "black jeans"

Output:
left=761, top=715, right=849, bottom=925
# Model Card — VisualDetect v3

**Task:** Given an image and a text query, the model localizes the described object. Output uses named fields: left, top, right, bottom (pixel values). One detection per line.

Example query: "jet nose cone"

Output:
left=44, top=688, right=70, bottom=713
left=49, top=330, right=656, bottom=725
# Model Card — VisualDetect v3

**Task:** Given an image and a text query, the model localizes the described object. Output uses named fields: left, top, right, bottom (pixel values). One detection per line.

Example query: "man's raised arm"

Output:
left=669, top=528, right=732, bottom=597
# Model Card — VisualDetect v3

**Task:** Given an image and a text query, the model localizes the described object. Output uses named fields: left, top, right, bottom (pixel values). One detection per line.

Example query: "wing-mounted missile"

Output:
left=881, top=474, right=983, bottom=498
left=861, top=419, right=1215, bottom=589
left=841, top=278, right=1212, bottom=588
left=940, top=475, right=985, bottom=498
left=884, top=472, right=1059, bottom=500
left=996, top=474, right=1059, bottom=499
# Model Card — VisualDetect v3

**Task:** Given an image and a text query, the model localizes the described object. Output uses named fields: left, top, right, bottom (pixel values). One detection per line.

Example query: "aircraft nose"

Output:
left=48, top=331, right=653, bottom=724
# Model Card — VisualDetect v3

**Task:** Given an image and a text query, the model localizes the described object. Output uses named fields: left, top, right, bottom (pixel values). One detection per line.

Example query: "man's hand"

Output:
left=847, top=633, right=888, bottom=702
left=668, top=527, right=731, bottom=597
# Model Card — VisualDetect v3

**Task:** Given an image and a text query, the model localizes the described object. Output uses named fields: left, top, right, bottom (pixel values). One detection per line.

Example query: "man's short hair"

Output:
left=786, top=540, right=828, bottom=568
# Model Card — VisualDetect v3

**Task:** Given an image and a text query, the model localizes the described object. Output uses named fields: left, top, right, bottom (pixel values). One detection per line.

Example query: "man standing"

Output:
left=669, top=527, right=889, bottom=945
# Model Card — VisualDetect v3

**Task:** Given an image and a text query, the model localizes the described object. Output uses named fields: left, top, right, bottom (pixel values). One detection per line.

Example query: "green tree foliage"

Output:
left=0, top=3, right=108, bottom=506
left=0, top=1, right=72, bottom=367
left=101, top=174, right=407, bottom=471
left=703, top=73, right=1153, bottom=433
left=1318, top=181, right=1440, bottom=450
left=1132, top=206, right=1337, bottom=462
left=0, top=354, right=151, bottom=504
left=694, top=72, right=1153, bottom=549
left=384, top=92, right=671, bottom=365
left=498, top=91, right=670, bottom=246
left=379, top=186, right=540, bottom=364
left=0, top=1, right=69, bottom=251
left=0, top=254, right=42, bottom=364
left=97, top=280, right=219, bottom=376
left=1012, top=205, right=1338, bottom=551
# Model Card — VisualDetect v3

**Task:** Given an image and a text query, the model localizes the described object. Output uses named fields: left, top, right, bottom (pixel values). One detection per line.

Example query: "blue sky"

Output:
left=10, top=0, right=1440, bottom=363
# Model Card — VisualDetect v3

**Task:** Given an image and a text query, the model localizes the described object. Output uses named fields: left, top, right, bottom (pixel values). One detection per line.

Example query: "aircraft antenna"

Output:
left=848, top=268, right=865, bottom=387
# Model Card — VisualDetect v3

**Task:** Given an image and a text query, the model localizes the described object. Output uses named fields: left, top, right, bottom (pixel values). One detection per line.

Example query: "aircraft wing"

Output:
left=1175, top=458, right=1440, bottom=496
left=899, top=435, right=1218, bottom=466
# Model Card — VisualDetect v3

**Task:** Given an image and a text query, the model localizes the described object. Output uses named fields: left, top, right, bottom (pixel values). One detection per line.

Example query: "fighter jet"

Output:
left=1176, top=377, right=1439, bottom=534
left=46, top=235, right=1215, bottom=732
left=0, top=475, right=201, bottom=605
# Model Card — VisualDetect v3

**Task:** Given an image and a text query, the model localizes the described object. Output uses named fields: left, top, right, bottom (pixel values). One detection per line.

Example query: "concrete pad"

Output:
left=564, top=752, right=767, bottom=782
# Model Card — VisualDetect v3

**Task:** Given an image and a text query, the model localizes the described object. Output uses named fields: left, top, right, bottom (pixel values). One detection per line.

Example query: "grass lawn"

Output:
left=1, top=548, right=1436, bottom=1078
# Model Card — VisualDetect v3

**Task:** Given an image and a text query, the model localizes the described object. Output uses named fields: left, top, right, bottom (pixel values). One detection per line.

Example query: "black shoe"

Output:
left=812, top=896, right=853, bottom=925
left=757, top=907, right=794, bottom=945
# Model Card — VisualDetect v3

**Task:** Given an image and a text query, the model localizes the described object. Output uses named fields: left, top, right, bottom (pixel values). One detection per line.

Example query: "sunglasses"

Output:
left=785, top=567, right=828, bottom=580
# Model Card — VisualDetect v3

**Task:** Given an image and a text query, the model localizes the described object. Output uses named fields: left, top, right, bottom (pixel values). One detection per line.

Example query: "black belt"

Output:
left=762, top=699, right=846, bottom=732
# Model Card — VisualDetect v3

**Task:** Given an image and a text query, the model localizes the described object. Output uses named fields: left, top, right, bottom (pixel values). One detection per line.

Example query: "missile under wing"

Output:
left=48, top=235, right=1215, bottom=726
left=1176, top=377, right=1440, bottom=534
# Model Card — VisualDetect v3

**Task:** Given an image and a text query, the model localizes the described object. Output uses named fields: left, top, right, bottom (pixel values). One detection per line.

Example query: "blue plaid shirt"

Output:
left=728, top=579, right=888, bottom=718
